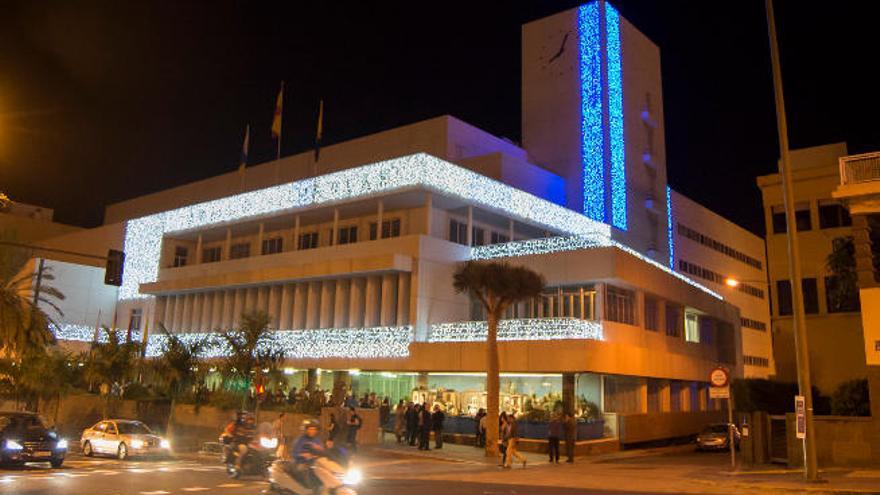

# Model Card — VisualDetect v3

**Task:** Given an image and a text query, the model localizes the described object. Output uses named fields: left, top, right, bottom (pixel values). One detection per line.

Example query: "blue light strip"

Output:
left=578, top=2, right=605, bottom=223
left=666, top=185, right=675, bottom=268
left=606, top=4, right=627, bottom=230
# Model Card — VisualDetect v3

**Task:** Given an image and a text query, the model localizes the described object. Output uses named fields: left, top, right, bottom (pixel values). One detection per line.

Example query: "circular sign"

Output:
left=709, top=367, right=729, bottom=387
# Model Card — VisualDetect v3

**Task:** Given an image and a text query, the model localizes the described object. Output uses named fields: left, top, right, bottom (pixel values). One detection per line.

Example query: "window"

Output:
left=644, top=296, right=659, bottom=331
left=298, top=232, right=319, bottom=250
left=605, top=285, right=635, bottom=325
left=825, top=275, right=860, bottom=313
left=128, top=308, right=142, bottom=332
left=740, top=317, right=767, bottom=331
left=449, top=219, right=468, bottom=245
left=472, top=227, right=485, bottom=246
left=772, top=203, right=812, bottom=233
left=261, top=237, right=283, bottom=255
left=337, top=226, right=357, bottom=245
left=490, top=232, right=510, bottom=244
left=172, top=246, right=188, bottom=267
left=665, top=303, right=681, bottom=337
left=771, top=206, right=787, bottom=234
left=743, top=355, right=770, bottom=367
left=818, top=201, right=852, bottom=229
left=777, top=280, right=793, bottom=316
left=676, top=223, right=763, bottom=269
left=776, top=279, right=818, bottom=315
left=678, top=259, right=764, bottom=299
left=230, top=242, right=251, bottom=259
left=370, top=219, right=401, bottom=240
left=684, top=311, right=700, bottom=343
left=202, top=246, right=221, bottom=263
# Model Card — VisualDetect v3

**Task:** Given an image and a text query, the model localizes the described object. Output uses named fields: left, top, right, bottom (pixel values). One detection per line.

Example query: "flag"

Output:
left=238, top=124, right=250, bottom=175
left=314, top=99, right=324, bottom=161
left=271, top=81, right=284, bottom=139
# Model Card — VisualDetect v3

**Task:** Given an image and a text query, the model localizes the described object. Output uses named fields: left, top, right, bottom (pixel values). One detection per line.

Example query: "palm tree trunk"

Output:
left=166, top=396, right=176, bottom=441
left=484, top=310, right=500, bottom=457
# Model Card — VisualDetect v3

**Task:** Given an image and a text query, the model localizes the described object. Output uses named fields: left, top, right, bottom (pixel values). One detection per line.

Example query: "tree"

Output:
left=831, top=379, right=870, bottom=416
left=152, top=325, right=209, bottom=436
left=219, top=310, right=285, bottom=416
left=0, top=347, right=77, bottom=416
left=453, top=261, right=544, bottom=456
left=825, top=237, right=860, bottom=312
left=83, top=327, right=143, bottom=417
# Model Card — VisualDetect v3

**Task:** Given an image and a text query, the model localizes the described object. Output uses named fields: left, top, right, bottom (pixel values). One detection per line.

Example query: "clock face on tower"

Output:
left=538, top=29, right=575, bottom=77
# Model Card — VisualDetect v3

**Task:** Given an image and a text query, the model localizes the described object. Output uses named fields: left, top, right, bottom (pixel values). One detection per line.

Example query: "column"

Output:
left=245, top=287, right=258, bottom=313
left=306, top=281, right=321, bottom=329
left=331, top=208, right=339, bottom=246
left=222, top=290, right=235, bottom=329
left=424, top=192, right=433, bottom=236
left=232, top=288, right=245, bottom=327
left=638, top=378, right=649, bottom=413
left=292, top=283, right=307, bottom=329
left=153, top=296, right=167, bottom=329
left=211, top=291, right=224, bottom=330
left=334, top=279, right=350, bottom=328
left=698, top=384, right=709, bottom=411
left=172, top=295, right=184, bottom=332
left=680, top=382, right=692, bottom=412
left=181, top=294, right=193, bottom=332
left=364, top=276, right=381, bottom=326
left=224, top=228, right=232, bottom=260
left=320, top=280, right=336, bottom=328
left=396, top=273, right=410, bottom=325
left=195, top=234, right=203, bottom=264
left=595, top=283, right=605, bottom=321
left=190, top=293, right=203, bottom=331
left=562, top=373, right=576, bottom=415
left=268, top=285, right=282, bottom=328
left=163, top=296, right=174, bottom=330
left=257, top=286, right=269, bottom=315
left=508, top=218, right=515, bottom=241
left=257, top=223, right=265, bottom=255
left=659, top=380, right=671, bottom=412
left=348, top=278, right=366, bottom=327
left=377, top=200, right=384, bottom=239
left=279, top=284, right=294, bottom=329
left=466, top=206, right=473, bottom=246
left=293, top=215, right=301, bottom=251
left=380, top=273, right=398, bottom=326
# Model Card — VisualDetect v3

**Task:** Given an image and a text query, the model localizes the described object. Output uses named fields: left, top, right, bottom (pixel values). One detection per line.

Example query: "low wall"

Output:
left=618, top=410, right=725, bottom=445
left=786, top=414, right=880, bottom=467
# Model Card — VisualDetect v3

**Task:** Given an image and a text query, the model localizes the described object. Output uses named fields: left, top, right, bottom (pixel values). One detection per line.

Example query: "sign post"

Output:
left=710, top=367, right=735, bottom=470
left=795, top=395, right=806, bottom=440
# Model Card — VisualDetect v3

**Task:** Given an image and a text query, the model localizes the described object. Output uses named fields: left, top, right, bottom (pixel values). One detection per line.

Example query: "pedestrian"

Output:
left=498, top=412, right=508, bottom=466
left=563, top=412, right=576, bottom=463
left=476, top=408, right=487, bottom=448
left=346, top=406, right=362, bottom=452
left=503, top=414, right=526, bottom=469
left=380, top=398, right=391, bottom=427
left=272, top=412, right=287, bottom=458
left=394, top=400, right=406, bottom=444
left=406, top=403, right=419, bottom=446
left=328, top=413, right=339, bottom=440
left=418, top=402, right=432, bottom=450
left=431, top=404, right=445, bottom=449
left=548, top=413, right=562, bottom=463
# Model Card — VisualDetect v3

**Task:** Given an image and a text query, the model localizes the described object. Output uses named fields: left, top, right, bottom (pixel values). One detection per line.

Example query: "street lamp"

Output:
left=725, top=278, right=740, bottom=288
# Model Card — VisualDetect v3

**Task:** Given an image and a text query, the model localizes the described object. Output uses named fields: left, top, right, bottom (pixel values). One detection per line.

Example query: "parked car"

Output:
left=0, top=411, right=68, bottom=467
left=695, top=423, right=740, bottom=451
left=81, top=419, right=170, bottom=460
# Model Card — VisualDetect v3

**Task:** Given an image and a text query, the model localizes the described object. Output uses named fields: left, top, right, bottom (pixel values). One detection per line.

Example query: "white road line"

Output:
left=216, top=482, right=245, bottom=488
left=182, top=488, right=211, bottom=492
left=139, top=491, right=171, bottom=495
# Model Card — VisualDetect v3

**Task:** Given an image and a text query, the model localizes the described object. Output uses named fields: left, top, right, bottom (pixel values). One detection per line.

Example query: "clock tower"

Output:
left=522, top=0, right=670, bottom=263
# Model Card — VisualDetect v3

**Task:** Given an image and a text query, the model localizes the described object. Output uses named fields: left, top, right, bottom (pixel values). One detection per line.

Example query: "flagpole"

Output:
left=277, top=81, right=284, bottom=161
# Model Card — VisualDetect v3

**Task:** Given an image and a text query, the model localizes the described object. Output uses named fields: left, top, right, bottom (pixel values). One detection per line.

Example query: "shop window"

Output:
left=261, top=237, right=283, bottom=255
left=172, top=246, right=188, bottom=267
left=230, top=242, right=251, bottom=259
left=202, top=246, right=221, bottom=263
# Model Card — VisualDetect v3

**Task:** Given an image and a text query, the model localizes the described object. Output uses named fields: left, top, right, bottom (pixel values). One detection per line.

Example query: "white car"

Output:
left=81, top=419, right=170, bottom=460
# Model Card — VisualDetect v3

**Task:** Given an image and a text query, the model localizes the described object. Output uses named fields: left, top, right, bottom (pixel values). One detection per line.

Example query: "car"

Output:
left=695, top=422, right=741, bottom=451
left=0, top=411, right=68, bottom=468
left=80, top=419, right=171, bottom=460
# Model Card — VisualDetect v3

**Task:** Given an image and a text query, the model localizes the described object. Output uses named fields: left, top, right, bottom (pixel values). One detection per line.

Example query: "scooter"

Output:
left=223, top=423, right=279, bottom=478
left=265, top=457, right=361, bottom=495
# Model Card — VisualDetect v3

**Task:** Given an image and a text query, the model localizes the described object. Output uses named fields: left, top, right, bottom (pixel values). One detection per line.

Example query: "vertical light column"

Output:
left=232, top=289, right=245, bottom=327
left=221, top=290, right=234, bottom=329
left=396, top=273, right=410, bottom=325
left=320, top=281, right=336, bottom=328
left=268, top=285, right=282, bottom=328
left=190, top=293, right=203, bottom=331
left=334, top=279, right=350, bottom=328
left=380, top=273, right=398, bottom=326
left=306, top=281, right=321, bottom=329
left=257, top=286, right=269, bottom=315
left=376, top=201, right=384, bottom=240
left=348, top=278, right=366, bottom=327
left=279, top=284, right=294, bottom=329
left=211, top=291, right=224, bottom=330
left=466, top=206, right=473, bottom=246
left=364, top=276, right=381, bottom=327
left=292, top=283, right=307, bottom=329
left=181, top=294, right=193, bottom=332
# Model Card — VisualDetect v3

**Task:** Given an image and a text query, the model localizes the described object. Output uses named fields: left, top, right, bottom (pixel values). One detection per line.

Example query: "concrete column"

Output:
left=163, top=296, right=174, bottom=330
left=190, top=293, right=203, bottom=331
left=334, top=279, right=350, bottom=328
left=659, top=380, right=671, bottom=412
left=638, top=378, right=649, bottom=413
left=306, top=281, right=321, bottom=329
left=508, top=218, right=515, bottom=241
left=224, top=228, right=232, bottom=260
left=292, top=283, right=307, bottom=329
left=424, top=192, right=433, bottom=236
left=222, top=290, right=235, bottom=329
left=257, top=223, right=265, bottom=255
left=377, top=200, right=384, bottom=240
left=173, top=295, right=185, bottom=332
left=595, top=283, right=605, bottom=320
left=364, top=276, right=381, bottom=326
left=680, top=382, right=693, bottom=412
left=268, top=285, right=282, bottom=328
left=466, top=206, right=473, bottom=246
left=279, top=284, right=294, bottom=329
left=562, top=373, right=576, bottom=415
left=332, top=208, right=339, bottom=246
left=396, top=273, right=410, bottom=325
left=244, top=287, right=257, bottom=314
left=320, top=280, right=336, bottom=328
left=153, top=296, right=167, bottom=329
left=211, top=291, right=224, bottom=330
left=181, top=294, right=193, bottom=332
left=257, top=286, right=269, bottom=315
left=698, top=384, right=709, bottom=412
left=293, top=215, right=301, bottom=251
left=200, top=293, right=212, bottom=331
left=349, top=278, right=366, bottom=327
left=232, top=288, right=245, bottom=327
left=195, top=234, right=203, bottom=264
left=380, top=273, right=398, bottom=326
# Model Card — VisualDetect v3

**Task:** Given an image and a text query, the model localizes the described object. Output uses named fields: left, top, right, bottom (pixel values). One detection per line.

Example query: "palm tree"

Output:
left=453, top=261, right=544, bottom=456
left=83, top=327, right=143, bottom=417
left=152, top=325, right=209, bottom=437
left=826, top=237, right=860, bottom=312
left=220, top=310, right=285, bottom=416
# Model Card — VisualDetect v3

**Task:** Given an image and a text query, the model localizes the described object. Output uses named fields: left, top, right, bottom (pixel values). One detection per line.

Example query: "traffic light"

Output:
left=105, top=249, right=125, bottom=286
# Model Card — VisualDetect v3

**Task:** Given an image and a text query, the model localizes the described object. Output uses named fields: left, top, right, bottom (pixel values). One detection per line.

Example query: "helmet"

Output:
left=301, top=419, right=321, bottom=432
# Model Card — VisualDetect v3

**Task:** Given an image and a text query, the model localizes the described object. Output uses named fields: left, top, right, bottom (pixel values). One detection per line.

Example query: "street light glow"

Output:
left=725, top=277, right=740, bottom=288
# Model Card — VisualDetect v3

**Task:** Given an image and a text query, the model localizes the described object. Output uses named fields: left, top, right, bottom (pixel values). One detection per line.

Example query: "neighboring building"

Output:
left=757, top=143, right=866, bottom=394
left=33, top=1, right=774, bottom=445
left=0, top=201, right=81, bottom=243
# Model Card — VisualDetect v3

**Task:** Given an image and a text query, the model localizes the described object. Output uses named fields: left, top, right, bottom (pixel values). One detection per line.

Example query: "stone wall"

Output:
left=617, top=410, right=725, bottom=445
left=786, top=413, right=880, bottom=467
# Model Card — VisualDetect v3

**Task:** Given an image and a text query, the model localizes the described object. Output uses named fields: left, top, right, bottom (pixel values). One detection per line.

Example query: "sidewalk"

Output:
left=369, top=438, right=550, bottom=466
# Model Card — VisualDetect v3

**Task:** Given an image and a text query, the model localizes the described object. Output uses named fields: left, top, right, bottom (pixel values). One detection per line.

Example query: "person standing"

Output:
left=406, top=403, right=419, bottom=446
left=328, top=413, right=339, bottom=441
left=547, top=413, right=562, bottom=463
left=503, top=414, right=527, bottom=469
left=563, top=412, right=577, bottom=463
left=475, top=408, right=486, bottom=448
left=498, top=412, right=508, bottom=467
left=394, top=400, right=406, bottom=444
left=431, top=404, right=445, bottom=449
left=418, top=403, right=432, bottom=450
left=346, top=406, right=362, bottom=453
left=272, top=412, right=287, bottom=458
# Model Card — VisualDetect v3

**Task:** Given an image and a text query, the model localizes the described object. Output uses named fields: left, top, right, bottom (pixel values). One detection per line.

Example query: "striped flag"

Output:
left=271, top=82, right=284, bottom=139
left=238, top=124, right=250, bottom=174
left=314, top=99, right=324, bottom=161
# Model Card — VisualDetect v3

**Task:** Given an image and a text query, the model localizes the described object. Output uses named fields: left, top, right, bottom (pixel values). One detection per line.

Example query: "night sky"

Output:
left=1, top=1, right=878, bottom=234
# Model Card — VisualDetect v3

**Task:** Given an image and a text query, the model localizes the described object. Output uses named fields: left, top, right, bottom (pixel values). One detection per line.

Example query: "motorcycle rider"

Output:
left=221, top=410, right=256, bottom=476
left=290, top=419, right=343, bottom=495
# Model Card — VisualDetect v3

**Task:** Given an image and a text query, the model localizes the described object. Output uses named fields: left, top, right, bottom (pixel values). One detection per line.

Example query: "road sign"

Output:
left=710, top=367, right=729, bottom=388
left=710, top=385, right=730, bottom=399
left=795, top=395, right=806, bottom=439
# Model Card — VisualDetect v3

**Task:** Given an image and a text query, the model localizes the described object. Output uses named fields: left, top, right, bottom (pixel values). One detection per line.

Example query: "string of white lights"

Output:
left=429, top=318, right=603, bottom=343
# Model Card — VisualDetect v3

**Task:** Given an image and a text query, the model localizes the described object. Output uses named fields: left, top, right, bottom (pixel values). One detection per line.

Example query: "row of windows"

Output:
left=775, top=276, right=860, bottom=316
left=743, top=355, right=770, bottom=368
left=678, top=260, right=765, bottom=299
left=613, top=288, right=716, bottom=345
left=740, top=317, right=767, bottom=331
left=677, top=223, right=763, bottom=269
left=771, top=201, right=852, bottom=234
left=449, top=219, right=509, bottom=246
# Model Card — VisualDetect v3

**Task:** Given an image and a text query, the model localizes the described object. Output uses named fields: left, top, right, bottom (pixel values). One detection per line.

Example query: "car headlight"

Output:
left=160, top=439, right=170, bottom=449
left=342, top=468, right=362, bottom=485
left=56, top=439, right=68, bottom=450
left=131, top=439, right=144, bottom=449
left=5, top=440, right=23, bottom=450
left=259, top=437, right=278, bottom=449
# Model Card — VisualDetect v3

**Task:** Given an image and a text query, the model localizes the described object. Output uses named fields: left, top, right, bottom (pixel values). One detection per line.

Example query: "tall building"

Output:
left=757, top=143, right=866, bottom=393
left=34, top=1, right=775, bottom=445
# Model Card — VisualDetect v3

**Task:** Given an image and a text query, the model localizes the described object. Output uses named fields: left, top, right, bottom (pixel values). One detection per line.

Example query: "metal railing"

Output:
left=839, top=152, right=880, bottom=185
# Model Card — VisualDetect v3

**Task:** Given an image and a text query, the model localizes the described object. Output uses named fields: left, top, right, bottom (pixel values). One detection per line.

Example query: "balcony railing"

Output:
left=839, top=152, right=880, bottom=185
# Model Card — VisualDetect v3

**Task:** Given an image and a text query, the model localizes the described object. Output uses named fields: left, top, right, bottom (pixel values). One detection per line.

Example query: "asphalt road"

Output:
left=0, top=454, right=667, bottom=495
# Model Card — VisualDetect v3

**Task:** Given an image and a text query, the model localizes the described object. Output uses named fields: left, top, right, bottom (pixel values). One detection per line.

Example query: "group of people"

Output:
left=473, top=409, right=579, bottom=466
left=393, top=401, right=446, bottom=450
left=326, top=406, right=364, bottom=452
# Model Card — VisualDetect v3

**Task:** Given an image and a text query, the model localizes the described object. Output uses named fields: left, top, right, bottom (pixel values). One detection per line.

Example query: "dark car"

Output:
left=0, top=411, right=68, bottom=467
left=695, top=423, right=740, bottom=451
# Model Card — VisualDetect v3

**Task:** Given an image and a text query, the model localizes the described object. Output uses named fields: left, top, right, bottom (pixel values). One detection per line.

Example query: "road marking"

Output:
left=182, top=488, right=211, bottom=492
left=139, top=492, right=171, bottom=495
left=216, top=482, right=245, bottom=488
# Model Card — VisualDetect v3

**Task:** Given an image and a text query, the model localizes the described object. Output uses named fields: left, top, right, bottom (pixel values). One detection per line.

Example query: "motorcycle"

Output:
left=266, top=457, right=361, bottom=495
left=222, top=422, right=278, bottom=478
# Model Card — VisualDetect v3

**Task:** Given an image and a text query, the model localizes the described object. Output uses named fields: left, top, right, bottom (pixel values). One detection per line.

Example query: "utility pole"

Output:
left=765, top=0, right=819, bottom=481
